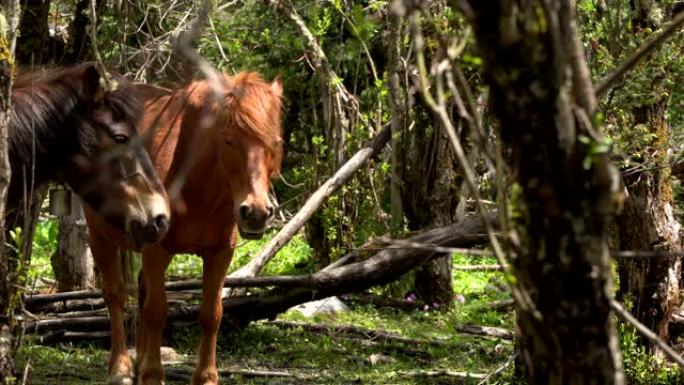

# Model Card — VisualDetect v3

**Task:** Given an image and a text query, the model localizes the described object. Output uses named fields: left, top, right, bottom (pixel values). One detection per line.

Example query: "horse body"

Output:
left=138, top=83, right=238, bottom=254
left=87, top=72, right=283, bottom=385
left=8, top=63, right=169, bottom=248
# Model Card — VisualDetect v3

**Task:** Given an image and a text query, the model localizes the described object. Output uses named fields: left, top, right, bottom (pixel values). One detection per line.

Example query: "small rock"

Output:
left=368, top=353, right=395, bottom=366
left=289, top=296, right=349, bottom=318
left=127, top=346, right=183, bottom=365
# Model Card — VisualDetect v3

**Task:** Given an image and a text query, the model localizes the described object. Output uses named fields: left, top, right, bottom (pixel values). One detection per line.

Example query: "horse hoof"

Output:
left=192, top=370, right=218, bottom=385
left=107, top=374, right=134, bottom=385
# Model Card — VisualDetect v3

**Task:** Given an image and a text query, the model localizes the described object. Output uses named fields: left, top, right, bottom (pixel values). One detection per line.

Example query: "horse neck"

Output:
left=7, top=86, right=85, bottom=205
left=177, top=83, right=223, bottom=174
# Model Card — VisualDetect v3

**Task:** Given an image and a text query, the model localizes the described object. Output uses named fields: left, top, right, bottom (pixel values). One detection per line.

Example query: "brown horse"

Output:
left=86, top=72, right=283, bottom=385
left=9, top=63, right=169, bottom=249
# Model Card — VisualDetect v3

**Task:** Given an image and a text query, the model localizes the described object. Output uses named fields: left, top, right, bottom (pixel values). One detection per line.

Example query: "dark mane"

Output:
left=8, top=63, right=140, bottom=204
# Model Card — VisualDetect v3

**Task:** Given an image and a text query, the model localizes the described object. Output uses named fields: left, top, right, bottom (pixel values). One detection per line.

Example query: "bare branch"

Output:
left=406, top=369, right=486, bottom=380
left=89, top=0, right=114, bottom=90
left=175, top=0, right=224, bottom=97
left=476, top=354, right=516, bottom=385
left=610, top=299, right=684, bottom=368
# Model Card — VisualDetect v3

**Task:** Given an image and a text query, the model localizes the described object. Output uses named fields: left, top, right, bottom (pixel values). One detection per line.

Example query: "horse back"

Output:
left=135, top=83, right=185, bottom=183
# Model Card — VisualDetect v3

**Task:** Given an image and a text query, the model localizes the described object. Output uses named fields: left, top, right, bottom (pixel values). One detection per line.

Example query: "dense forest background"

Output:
left=0, top=0, right=684, bottom=384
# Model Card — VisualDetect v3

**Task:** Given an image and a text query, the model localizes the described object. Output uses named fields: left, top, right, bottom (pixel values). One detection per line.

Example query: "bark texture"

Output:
left=0, top=1, right=18, bottom=380
left=466, top=1, right=624, bottom=383
left=405, top=129, right=460, bottom=306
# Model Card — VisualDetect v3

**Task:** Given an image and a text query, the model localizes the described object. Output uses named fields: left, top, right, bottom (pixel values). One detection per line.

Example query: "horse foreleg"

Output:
left=136, top=245, right=172, bottom=385
left=90, top=232, right=132, bottom=385
left=193, top=246, right=234, bottom=385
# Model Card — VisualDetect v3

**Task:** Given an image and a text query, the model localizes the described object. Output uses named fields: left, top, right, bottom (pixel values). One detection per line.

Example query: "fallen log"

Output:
left=25, top=216, right=492, bottom=316
left=406, top=369, right=487, bottom=380
left=488, top=299, right=515, bottom=312
left=452, top=264, right=504, bottom=271
left=29, top=298, right=105, bottom=314
left=24, top=315, right=114, bottom=333
left=454, top=325, right=513, bottom=340
left=34, top=330, right=110, bottom=345
left=221, top=214, right=493, bottom=324
left=23, top=215, right=496, bottom=342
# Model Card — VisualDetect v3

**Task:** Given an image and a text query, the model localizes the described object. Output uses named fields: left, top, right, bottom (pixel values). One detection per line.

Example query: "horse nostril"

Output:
left=129, top=219, right=143, bottom=233
left=154, top=214, right=169, bottom=232
left=267, top=206, right=275, bottom=218
left=239, top=204, right=250, bottom=220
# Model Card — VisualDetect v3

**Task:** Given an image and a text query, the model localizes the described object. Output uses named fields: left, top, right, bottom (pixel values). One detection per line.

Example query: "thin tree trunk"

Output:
left=387, top=9, right=405, bottom=236
left=412, top=135, right=459, bottom=306
left=48, top=0, right=99, bottom=292
left=465, top=1, right=624, bottom=383
left=0, top=1, right=21, bottom=381
left=16, top=0, right=50, bottom=65
left=51, top=192, right=96, bottom=292
left=61, top=0, right=90, bottom=64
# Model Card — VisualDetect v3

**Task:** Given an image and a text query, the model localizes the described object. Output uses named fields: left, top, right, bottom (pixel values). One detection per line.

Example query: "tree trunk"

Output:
left=387, top=9, right=405, bottom=236
left=0, top=1, right=20, bottom=381
left=46, top=0, right=99, bottom=292
left=397, top=77, right=460, bottom=306
left=51, top=192, right=96, bottom=292
left=16, top=0, right=50, bottom=65
left=615, top=0, right=681, bottom=349
left=466, top=1, right=624, bottom=383
left=411, top=134, right=459, bottom=306
left=61, top=0, right=91, bottom=64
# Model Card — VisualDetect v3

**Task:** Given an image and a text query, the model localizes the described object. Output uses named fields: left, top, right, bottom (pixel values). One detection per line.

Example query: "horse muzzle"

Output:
left=236, top=203, right=273, bottom=240
left=238, top=228, right=265, bottom=240
left=126, top=214, right=170, bottom=250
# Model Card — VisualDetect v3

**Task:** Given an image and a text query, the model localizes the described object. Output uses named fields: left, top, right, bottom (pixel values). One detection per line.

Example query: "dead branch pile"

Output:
left=22, top=214, right=501, bottom=344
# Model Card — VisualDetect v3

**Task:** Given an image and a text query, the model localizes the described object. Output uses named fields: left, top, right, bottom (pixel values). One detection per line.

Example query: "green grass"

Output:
left=166, top=230, right=314, bottom=279
left=19, top=225, right=515, bottom=384
left=20, top=217, right=679, bottom=384
left=25, top=220, right=313, bottom=286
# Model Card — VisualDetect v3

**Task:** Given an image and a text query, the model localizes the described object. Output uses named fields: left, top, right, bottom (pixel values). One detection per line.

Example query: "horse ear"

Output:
left=271, top=76, right=283, bottom=97
left=83, top=65, right=105, bottom=103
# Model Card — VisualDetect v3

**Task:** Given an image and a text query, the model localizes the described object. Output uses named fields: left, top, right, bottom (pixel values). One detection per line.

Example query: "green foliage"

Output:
left=580, top=1, right=684, bottom=173
left=166, top=230, right=314, bottom=279
left=619, top=322, right=683, bottom=384
left=27, top=218, right=59, bottom=286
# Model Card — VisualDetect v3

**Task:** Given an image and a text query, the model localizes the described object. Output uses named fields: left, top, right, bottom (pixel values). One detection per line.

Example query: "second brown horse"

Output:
left=86, top=72, right=283, bottom=385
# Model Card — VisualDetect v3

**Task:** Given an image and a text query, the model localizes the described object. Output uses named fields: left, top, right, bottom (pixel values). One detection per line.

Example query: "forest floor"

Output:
left=15, top=222, right=682, bottom=384
left=16, top=222, right=515, bottom=384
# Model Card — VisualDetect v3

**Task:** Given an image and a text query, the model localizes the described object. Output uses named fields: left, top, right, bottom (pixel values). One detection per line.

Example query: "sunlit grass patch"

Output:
left=17, top=344, right=109, bottom=385
left=166, top=229, right=314, bottom=279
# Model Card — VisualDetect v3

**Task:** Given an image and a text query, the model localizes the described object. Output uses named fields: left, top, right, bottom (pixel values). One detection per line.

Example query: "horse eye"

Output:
left=225, top=139, right=235, bottom=146
left=113, top=134, right=129, bottom=144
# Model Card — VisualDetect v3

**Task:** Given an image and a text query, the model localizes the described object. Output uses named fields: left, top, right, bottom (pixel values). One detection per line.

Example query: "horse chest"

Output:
left=164, top=199, right=236, bottom=254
